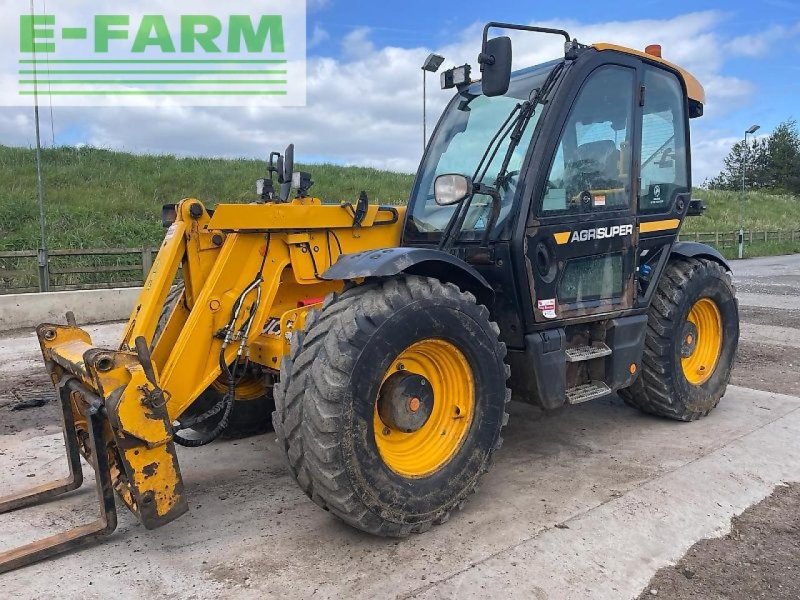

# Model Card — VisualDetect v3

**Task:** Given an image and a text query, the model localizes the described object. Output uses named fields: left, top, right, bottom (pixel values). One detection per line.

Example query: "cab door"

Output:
left=524, top=62, right=639, bottom=322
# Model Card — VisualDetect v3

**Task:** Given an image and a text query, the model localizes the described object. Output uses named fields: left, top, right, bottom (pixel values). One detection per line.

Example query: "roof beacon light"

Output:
left=645, top=44, right=662, bottom=58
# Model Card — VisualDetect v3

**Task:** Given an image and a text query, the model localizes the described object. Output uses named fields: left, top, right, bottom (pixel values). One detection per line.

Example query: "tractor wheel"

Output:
left=620, top=257, right=738, bottom=421
left=273, top=275, right=510, bottom=536
left=185, top=372, right=275, bottom=439
left=154, top=283, right=274, bottom=439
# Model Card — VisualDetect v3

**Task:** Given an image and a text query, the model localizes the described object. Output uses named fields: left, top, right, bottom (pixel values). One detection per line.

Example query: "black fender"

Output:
left=670, top=241, right=731, bottom=272
left=321, top=247, right=495, bottom=306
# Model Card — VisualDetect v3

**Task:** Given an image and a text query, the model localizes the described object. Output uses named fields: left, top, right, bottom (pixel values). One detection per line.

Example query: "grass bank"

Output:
left=0, top=145, right=414, bottom=251
left=1, top=145, right=799, bottom=258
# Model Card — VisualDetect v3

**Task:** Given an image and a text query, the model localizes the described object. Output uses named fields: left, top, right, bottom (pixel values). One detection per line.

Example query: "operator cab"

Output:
left=403, top=27, right=704, bottom=329
left=400, top=23, right=712, bottom=408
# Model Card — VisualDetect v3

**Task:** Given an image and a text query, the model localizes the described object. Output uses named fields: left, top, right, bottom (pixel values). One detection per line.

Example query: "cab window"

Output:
left=639, top=67, right=689, bottom=213
left=541, top=65, right=635, bottom=214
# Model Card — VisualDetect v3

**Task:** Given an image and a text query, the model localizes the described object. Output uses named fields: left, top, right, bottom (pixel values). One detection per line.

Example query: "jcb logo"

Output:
left=569, top=224, right=633, bottom=243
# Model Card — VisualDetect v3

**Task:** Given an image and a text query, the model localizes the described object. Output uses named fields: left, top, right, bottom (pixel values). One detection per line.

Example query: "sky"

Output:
left=1, top=0, right=799, bottom=184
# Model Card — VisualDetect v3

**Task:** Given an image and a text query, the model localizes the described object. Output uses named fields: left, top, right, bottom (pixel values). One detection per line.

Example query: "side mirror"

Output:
left=278, top=144, right=294, bottom=201
left=480, top=36, right=512, bottom=97
left=283, top=143, right=294, bottom=183
left=434, top=174, right=472, bottom=206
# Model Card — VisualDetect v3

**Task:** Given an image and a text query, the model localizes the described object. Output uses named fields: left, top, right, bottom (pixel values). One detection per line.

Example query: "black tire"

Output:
left=273, top=275, right=510, bottom=536
left=620, top=257, right=738, bottom=421
left=154, top=283, right=274, bottom=439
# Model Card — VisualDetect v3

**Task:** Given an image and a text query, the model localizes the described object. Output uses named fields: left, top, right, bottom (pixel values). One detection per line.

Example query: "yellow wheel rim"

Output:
left=211, top=374, right=265, bottom=400
left=373, top=339, right=474, bottom=478
left=681, top=298, right=723, bottom=386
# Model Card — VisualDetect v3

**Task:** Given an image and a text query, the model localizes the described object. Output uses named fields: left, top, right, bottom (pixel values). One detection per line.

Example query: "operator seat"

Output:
left=573, top=139, right=620, bottom=181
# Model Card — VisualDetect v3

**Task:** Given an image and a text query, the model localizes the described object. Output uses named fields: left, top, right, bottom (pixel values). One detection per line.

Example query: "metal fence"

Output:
left=1, top=229, right=799, bottom=294
left=676, top=229, right=800, bottom=249
left=0, top=247, right=155, bottom=294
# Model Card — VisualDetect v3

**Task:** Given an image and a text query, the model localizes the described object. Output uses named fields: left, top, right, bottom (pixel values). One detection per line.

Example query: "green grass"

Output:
left=0, top=145, right=414, bottom=251
left=682, top=189, right=800, bottom=259
left=1, top=145, right=799, bottom=258
left=684, top=189, right=800, bottom=234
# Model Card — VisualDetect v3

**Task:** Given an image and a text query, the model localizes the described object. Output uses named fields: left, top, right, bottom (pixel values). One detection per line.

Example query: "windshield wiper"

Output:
left=438, top=61, right=566, bottom=251
left=492, top=61, right=564, bottom=189
left=438, top=103, right=521, bottom=251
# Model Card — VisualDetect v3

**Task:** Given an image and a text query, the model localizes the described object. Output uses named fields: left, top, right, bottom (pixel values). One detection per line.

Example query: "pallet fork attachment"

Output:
left=0, top=376, right=117, bottom=574
left=0, top=198, right=405, bottom=573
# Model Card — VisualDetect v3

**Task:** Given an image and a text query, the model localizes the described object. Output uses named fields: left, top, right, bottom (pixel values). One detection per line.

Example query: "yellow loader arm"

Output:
left=0, top=197, right=404, bottom=572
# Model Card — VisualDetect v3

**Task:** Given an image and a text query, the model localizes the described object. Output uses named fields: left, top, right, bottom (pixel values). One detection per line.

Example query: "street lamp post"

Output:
left=421, top=54, right=445, bottom=153
left=739, top=124, right=760, bottom=259
left=29, top=0, right=49, bottom=291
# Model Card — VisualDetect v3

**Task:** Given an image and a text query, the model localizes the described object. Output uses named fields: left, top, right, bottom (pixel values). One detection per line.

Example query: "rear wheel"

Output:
left=273, top=275, right=510, bottom=536
left=620, top=257, right=738, bottom=420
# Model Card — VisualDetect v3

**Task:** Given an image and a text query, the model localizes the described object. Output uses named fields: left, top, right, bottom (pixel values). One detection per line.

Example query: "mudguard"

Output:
left=671, top=241, right=731, bottom=272
left=321, top=247, right=495, bottom=305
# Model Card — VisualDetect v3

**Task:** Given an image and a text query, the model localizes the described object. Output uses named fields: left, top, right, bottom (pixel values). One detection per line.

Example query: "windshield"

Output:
left=406, top=60, right=561, bottom=242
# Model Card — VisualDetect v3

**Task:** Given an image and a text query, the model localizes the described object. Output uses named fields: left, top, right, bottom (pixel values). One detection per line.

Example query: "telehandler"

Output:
left=0, top=22, right=738, bottom=571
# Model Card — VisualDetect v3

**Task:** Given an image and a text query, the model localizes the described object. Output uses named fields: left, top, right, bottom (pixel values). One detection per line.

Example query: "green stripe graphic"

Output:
left=19, top=70, right=287, bottom=75
left=18, top=90, right=289, bottom=96
left=19, top=80, right=287, bottom=85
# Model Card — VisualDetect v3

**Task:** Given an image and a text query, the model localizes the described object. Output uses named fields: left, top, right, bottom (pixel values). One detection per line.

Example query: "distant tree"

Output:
left=707, top=119, right=800, bottom=194
left=707, top=137, right=769, bottom=191
left=766, top=119, right=800, bottom=193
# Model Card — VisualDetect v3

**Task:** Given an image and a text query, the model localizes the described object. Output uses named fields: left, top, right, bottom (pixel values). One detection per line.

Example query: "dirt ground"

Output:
left=638, top=483, right=800, bottom=600
left=732, top=307, right=800, bottom=397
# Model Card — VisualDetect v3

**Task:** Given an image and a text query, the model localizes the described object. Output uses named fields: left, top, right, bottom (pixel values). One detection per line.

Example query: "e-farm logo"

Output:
left=4, top=1, right=306, bottom=107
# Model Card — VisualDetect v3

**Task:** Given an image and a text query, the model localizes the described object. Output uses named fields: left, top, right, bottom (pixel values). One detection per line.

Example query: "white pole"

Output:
left=738, top=131, right=747, bottom=260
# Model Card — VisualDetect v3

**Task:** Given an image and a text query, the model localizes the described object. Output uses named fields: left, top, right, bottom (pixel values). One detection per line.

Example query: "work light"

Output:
left=440, top=64, right=472, bottom=90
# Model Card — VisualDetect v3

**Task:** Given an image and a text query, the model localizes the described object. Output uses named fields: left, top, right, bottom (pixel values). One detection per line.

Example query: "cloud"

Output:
left=689, top=133, right=742, bottom=186
left=341, top=27, right=375, bottom=60
left=725, top=22, right=800, bottom=57
left=308, top=24, right=330, bottom=49
left=0, top=10, right=778, bottom=184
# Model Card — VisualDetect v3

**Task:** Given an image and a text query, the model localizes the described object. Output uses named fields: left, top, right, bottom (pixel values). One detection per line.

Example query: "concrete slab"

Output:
left=0, top=288, right=140, bottom=332
left=735, top=292, right=800, bottom=310
left=414, top=391, right=800, bottom=600
left=1, top=386, right=798, bottom=599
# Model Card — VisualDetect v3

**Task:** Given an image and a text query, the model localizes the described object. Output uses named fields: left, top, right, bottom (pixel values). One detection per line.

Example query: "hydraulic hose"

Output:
left=172, top=234, right=270, bottom=447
